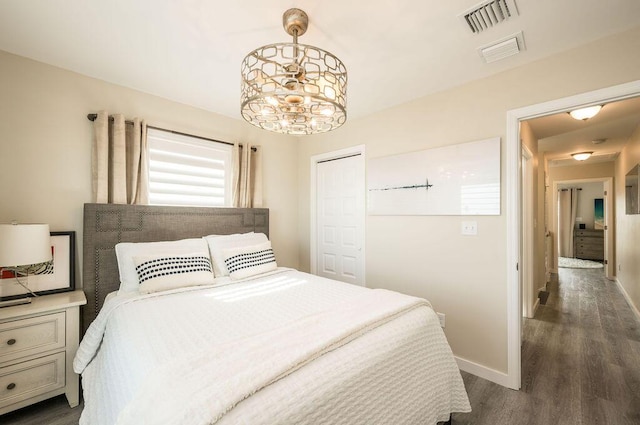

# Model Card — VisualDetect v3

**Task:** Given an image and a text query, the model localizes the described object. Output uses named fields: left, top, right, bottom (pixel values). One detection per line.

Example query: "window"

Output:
left=147, top=128, right=233, bottom=207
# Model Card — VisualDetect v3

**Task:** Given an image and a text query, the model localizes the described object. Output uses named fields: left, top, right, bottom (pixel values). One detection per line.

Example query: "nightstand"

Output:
left=0, top=290, right=86, bottom=415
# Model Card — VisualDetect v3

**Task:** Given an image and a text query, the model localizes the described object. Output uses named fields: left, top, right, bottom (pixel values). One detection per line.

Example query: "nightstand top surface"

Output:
left=0, top=290, right=86, bottom=320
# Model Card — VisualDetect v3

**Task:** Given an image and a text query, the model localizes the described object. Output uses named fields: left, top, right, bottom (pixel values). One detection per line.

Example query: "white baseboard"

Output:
left=455, top=356, right=511, bottom=388
left=532, top=297, right=540, bottom=316
left=615, top=278, right=640, bottom=322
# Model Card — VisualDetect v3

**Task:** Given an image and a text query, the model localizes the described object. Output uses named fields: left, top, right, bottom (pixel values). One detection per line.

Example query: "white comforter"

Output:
left=75, top=268, right=470, bottom=425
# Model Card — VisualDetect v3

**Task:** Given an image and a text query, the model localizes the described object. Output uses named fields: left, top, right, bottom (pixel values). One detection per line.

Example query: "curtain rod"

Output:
left=86, top=113, right=251, bottom=150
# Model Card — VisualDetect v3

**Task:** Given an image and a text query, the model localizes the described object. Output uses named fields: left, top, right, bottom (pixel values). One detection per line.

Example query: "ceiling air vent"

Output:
left=461, top=0, right=519, bottom=34
left=478, top=31, right=525, bottom=63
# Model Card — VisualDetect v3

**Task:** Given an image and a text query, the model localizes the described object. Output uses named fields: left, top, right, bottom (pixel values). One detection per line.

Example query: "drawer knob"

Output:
left=7, top=338, right=16, bottom=346
left=7, top=383, right=16, bottom=390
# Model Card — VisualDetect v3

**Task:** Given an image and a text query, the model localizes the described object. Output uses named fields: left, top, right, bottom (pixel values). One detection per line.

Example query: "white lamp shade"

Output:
left=0, top=224, right=52, bottom=267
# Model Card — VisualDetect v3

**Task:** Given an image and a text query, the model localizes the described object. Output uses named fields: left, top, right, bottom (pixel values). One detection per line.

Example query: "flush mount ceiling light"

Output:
left=240, top=8, right=347, bottom=135
left=572, top=152, right=593, bottom=161
left=568, top=105, right=602, bottom=121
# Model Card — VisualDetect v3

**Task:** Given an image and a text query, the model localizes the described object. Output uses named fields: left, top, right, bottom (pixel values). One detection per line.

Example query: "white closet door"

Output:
left=316, top=154, right=365, bottom=286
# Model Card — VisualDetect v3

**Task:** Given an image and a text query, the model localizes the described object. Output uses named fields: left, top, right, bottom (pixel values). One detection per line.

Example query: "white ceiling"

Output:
left=1, top=0, right=640, bottom=123
left=1, top=0, right=640, bottom=163
left=529, top=96, right=640, bottom=166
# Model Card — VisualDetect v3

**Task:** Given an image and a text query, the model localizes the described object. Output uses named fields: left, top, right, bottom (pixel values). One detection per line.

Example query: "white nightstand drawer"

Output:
left=0, top=312, right=66, bottom=362
left=0, top=352, right=66, bottom=408
left=0, top=290, right=86, bottom=415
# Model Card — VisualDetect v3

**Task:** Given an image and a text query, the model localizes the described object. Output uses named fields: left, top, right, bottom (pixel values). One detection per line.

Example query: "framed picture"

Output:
left=0, top=231, right=75, bottom=300
left=594, top=198, right=604, bottom=229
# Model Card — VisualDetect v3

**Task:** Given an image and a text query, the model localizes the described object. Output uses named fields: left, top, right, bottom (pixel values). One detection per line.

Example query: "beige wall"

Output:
left=615, top=122, right=640, bottom=314
left=0, top=50, right=300, bottom=283
left=297, top=27, right=640, bottom=375
left=557, top=181, right=604, bottom=229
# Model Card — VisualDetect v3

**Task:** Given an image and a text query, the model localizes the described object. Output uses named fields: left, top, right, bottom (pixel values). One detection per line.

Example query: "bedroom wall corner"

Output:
left=297, top=26, right=640, bottom=384
left=0, top=49, right=300, bottom=289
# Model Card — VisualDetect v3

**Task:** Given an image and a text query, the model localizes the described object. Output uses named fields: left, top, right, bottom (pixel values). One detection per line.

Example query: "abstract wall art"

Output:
left=367, top=137, right=501, bottom=215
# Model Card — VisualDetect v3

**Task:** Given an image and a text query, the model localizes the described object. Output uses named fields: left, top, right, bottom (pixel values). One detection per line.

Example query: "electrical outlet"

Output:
left=437, top=312, right=446, bottom=328
left=461, top=221, right=477, bottom=235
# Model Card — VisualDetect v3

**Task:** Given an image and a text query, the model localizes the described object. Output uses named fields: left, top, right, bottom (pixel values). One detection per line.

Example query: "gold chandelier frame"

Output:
left=241, top=9, right=347, bottom=135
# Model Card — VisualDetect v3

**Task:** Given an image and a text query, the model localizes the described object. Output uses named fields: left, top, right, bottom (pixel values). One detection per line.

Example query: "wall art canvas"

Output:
left=367, top=137, right=500, bottom=215
left=0, top=231, right=75, bottom=300
left=594, top=198, right=604, bottom=229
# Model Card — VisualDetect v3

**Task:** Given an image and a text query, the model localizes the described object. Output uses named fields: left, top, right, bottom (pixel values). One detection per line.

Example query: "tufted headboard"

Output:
left=82, top=203, right=269, bottom=334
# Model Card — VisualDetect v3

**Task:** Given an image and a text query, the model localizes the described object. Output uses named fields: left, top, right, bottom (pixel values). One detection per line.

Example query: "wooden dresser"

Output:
left=574, top=229, right=604, bottom=261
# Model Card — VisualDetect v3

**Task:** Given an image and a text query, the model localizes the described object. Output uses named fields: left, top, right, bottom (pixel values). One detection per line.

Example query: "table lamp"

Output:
left=0, top=223, right=52, bottom=308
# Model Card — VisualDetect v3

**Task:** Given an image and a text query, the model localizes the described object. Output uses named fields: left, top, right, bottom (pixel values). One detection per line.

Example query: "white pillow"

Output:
left=222, top=241, right=277, bottom=280
left=204, top=232, right=269, bottom=277
left=133, top=253, right=214, bottom=294
left=115, top=238, right=210, bottom=293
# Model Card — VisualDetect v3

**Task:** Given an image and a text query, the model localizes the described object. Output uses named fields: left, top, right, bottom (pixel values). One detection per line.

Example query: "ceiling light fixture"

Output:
left=571, top=152, right=593, bottom=161
left=240, top=8, right=347, bottom=135
left=568, top=105, right=602, bottom=121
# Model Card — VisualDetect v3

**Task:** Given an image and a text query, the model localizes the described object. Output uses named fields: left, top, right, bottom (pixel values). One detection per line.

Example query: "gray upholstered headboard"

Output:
left=82, top=203, right=269, bottom=334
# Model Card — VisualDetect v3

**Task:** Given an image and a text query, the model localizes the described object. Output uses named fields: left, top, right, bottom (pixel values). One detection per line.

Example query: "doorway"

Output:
left=310, top=145, right=366, bottom=286
left=506, top=79, right=640, bottom=390
left=553, top=179, right=611, bottom=277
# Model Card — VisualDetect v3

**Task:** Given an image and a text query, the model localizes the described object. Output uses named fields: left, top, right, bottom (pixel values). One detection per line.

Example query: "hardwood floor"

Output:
left=454, top=267, right=640, bottom=425
left=2, top=267, right=638, bottom=424
left=0, top=396, right=82, bottom=425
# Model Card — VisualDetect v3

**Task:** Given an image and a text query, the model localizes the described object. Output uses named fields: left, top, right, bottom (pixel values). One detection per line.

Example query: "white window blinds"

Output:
left=147, top=128, right=233, bottom=207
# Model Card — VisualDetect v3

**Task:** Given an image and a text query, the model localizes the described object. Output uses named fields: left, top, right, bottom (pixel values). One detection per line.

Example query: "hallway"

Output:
left=455, top=267, right=640, bottom=424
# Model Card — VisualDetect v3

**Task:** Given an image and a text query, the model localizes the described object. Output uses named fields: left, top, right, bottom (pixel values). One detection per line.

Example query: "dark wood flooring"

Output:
left=2, top=267, right=639, bottom=425
left=454, top=267, right=640, bottom=425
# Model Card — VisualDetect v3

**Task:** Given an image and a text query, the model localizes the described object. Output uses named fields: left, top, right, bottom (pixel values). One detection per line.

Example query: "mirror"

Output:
left=626, top=164, right=639, bottom=214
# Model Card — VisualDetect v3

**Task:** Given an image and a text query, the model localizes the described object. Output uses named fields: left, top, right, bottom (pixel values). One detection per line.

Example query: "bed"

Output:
left=76, top=203, right=470, bottom=425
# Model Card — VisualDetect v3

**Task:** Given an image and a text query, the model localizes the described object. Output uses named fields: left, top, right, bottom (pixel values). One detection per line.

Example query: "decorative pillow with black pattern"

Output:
left=115, top=238, right=210, bottom=294
left=222, top=241, right=277, bottom=280
left=133, top=253, right=214, bottom=294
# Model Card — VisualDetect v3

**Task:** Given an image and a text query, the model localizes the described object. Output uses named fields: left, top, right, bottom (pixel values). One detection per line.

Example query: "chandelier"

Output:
left=241, top=8, right=347, bottom=135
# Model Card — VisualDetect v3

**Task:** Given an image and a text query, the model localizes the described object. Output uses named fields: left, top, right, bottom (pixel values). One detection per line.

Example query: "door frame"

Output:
left=506, top=79, right=640, bottom=390
left=310, top=145, right=366, bottom=281
left=551, top=177, right=613, bottom=278
left=521, top=145, right=535, bottom=319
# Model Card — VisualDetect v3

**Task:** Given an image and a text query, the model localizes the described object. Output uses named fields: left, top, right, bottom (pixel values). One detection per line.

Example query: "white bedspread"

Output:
left=76, top=268, right=470, bottom=425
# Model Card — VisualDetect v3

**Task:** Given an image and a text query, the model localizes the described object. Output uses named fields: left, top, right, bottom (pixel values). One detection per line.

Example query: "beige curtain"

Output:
left=558, top=188, right=579, bottom=257
left=92, top=111, right=149, bottom=204
left=232, top=143, right=263, bottom=208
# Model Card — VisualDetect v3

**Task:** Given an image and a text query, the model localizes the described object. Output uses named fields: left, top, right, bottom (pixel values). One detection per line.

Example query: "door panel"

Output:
left=317, top=155, right=365, bottom=286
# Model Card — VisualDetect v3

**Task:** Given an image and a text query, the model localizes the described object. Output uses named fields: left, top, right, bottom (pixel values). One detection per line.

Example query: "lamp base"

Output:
left=0, top=297, right=33, bottom=308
